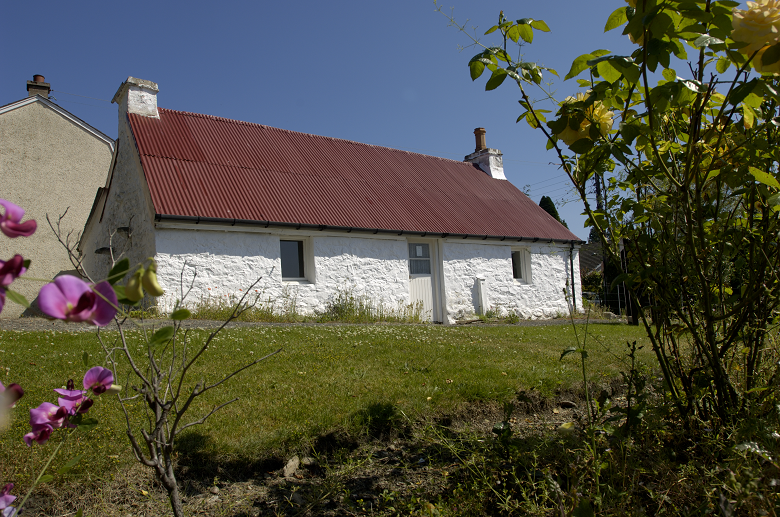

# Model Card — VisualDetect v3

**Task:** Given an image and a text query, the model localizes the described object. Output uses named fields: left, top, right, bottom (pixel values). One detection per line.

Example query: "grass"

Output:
left=0, top=322, right=651, bottom=511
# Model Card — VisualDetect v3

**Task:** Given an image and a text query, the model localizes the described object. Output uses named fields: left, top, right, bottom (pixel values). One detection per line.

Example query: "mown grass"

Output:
left=0, top=322, right=651, bottom=503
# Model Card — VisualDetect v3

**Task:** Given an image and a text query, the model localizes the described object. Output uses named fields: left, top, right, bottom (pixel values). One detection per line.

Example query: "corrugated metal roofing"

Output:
left=128, top=108, right=579, bottom=241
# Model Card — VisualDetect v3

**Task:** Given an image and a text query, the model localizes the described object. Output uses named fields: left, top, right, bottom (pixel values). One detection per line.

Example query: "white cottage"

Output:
left=80, top=77, right=583, bottom=323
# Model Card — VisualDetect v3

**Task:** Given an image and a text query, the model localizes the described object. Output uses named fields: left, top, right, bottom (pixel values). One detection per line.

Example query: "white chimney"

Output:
left=111, top=77, right=159, bottom=119
left=464, top=127, right=506, bottom=180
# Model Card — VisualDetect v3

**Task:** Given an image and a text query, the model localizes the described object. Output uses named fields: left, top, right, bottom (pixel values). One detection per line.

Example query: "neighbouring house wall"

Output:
left=442, top=240, right=581, bottom=320
left=152, top=227, right=412, bottom=315
left=0, top=101, right=113, bottom=317
left=80, top=113, right=156, bottom=285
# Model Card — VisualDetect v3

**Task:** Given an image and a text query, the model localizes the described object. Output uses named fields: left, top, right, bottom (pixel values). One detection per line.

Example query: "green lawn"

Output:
left=0, top=322, right=651, bottom=489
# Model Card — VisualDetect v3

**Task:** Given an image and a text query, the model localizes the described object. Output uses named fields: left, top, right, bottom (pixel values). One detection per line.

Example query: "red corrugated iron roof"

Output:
left=128, top=108, right=579, bottom=241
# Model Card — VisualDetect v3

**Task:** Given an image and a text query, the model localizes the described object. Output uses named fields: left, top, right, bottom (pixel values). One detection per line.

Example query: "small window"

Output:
left=408, top=243, right=432, bottom=275
left=280, top=240, right=305, bottom=279
left=511, top=248, right=532, bottom=283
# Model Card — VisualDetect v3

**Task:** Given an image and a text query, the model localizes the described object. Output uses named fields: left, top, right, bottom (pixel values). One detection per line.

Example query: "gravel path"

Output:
left=0, top=316, right=624, bottom=332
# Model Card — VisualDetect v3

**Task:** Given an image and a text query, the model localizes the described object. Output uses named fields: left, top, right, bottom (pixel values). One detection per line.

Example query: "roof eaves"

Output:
left=154, top=213, right=585, bottom=245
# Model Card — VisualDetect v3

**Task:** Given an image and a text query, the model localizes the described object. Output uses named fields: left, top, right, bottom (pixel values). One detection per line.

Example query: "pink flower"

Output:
left=38, top=276, right=117, bottom=326
left=55, top=379, right=91, bottom=415
left=29, top=402, right=69, bottom=429
left=0, top=256, right=25, bottom=288
left=83, top=366, right=114, bottom=395
left=0, top=200, right=36, bottom=238
left=0, top=483, right=16, bottom=512
left=23, top=424, right=53, bottom=446
left=0, top=256, right=26, bottom=315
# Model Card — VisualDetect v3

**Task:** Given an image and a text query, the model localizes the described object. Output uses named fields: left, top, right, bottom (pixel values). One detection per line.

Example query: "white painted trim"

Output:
left=154, top=221, right=408, bottom=241
left=0, top=96, right=115, bottom=152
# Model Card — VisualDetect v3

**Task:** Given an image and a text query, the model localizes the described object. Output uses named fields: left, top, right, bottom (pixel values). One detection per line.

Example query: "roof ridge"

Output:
left=157, top=107, right=470, bottom=166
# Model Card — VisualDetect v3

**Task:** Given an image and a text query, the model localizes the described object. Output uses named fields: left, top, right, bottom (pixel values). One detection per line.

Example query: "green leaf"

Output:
left=75, top=510, right=83, bottom=517
left=171, top=308, right=192, bottom=321
left=729, top=79, right=759, bottom=106
left=82, top=351, right=90, bottom=368
left=484, top=24, right=499, bottom=35
left=716, top=57, right=730, bottom=73
left=150, top=326, right=175, bottom=346
left=469, top=59, right=485, bottom=81
left=4, top=289, right=30, bottom=308
left=56, top=454, right=84, bottom=475
left=693, top=35, right=724, bottom=48
left=38, top=475, right=55, bottom=484
left=749, top=166, right=780, bottom=190
left=566, top=54, right=595, bottom=80
left=768, top=193, right=780, bottom=206
left=530, top=19, right=550, bottom=32
left=107, top=258, right=130, bottom=285
left=762, top=42, right=780, bottom=66
left=605, top=7, right=628, bottom=32
left=22, top=259, right=31, bottom=269
left=569, top=138, right=594, bottom=154
left=742, top=103, right=755, bottom=129
left=573, top=498, right=595, bottom=517
left=560, top=347, right=579, bottom=360
left=485, top=68, right=508, bottom=90
left=620, top=122, right=641, bottom=144
left=662, top=68, right=676, bottom=82
left=597, top=60, right=622, bottom=83
left=77, top=418, right=99, bottom=432
left=515, top=24, right=533, bottom=43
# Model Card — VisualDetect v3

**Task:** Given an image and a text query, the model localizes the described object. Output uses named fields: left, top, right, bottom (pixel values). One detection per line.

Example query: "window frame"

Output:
left=280, top=238, right=315, bottom=283
left=511, top=247, right=532, bottom=284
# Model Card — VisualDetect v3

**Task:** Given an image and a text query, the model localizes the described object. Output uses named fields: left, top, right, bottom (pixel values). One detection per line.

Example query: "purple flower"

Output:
left=0, top=256, right=25, bottom=288
left=38, top=276, right=117, bottom=326
left=0, top=483, right=15, bottom=510
left=0, top=382, right=23, bottom=408
left=0, top=200, right=36, bottom=238
left=29, top=402, right=69, bottom=429
left=83, top=366, right=114, bottom=395
left=0, top=255, right=26, bottom=315
left=23, top=424, right=53, bottom=446
left=55, top=379, right=91, bottom=415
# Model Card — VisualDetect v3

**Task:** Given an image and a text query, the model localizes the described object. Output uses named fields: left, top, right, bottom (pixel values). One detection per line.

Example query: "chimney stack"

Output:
left=474, top=127, right=487, bottom=152
left=27, top=74, right=50, bottom=99
left=112, top=77, right=159, bottom=119
left=464, top=127, right=506, bottom=180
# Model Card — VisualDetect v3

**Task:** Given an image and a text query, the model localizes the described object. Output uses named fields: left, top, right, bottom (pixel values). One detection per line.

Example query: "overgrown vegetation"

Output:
left=445, top=0, right=780, bottom=433
left=187, top=287, right=426, bottom=324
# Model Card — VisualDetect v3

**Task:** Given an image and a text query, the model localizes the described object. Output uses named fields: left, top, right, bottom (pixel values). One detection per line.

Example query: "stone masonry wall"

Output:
left=442, top=240, right=581, bottom=321
left=153, top=228, right=412, bottom=315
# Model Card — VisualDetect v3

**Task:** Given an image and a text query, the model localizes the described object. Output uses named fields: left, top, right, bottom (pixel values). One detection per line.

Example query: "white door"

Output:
left=409, top=242, right=435, bottom=322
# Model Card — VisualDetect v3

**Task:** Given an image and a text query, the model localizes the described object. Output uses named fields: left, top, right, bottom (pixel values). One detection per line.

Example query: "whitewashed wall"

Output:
left=442, top=240, right=581, bottom=321
left=153, top=228, right=411, bottom=315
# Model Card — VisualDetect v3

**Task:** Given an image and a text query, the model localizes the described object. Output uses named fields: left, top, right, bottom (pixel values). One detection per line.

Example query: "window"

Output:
left=408, top=243, right=432, bottom=275
left=511, top=248, right=532, bottom=283
left=280, top=240, right=306, bottom=279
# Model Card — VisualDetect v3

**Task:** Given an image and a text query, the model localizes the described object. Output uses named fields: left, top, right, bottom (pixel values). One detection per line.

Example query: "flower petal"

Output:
left=89, top=281, right=118, bottom=326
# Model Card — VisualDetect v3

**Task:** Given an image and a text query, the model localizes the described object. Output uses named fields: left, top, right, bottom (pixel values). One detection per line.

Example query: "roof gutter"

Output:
left=154, top=214, right=586, bottom=245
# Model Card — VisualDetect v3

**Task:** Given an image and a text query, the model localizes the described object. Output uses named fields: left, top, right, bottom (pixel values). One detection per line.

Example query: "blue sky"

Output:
left=1, top=1, right=728, bottom=239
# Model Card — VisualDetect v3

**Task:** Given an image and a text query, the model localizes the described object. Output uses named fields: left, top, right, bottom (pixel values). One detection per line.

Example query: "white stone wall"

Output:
left=153, top=228, right=412, bottom=315
left=80, top=111, right=157, bottom=284
left=441, top=240, right=581, bottom=321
